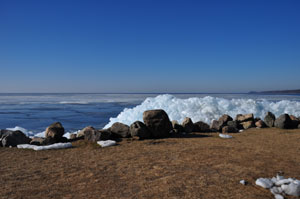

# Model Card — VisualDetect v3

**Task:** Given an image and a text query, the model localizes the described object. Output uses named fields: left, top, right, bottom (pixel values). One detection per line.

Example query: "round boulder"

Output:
left=143, top=109, right=172, bottom=138
left=275, top=114, right=293, bottom=129
left=264, top=112, right=276, bottom=127
left=45, top=122, right=65, bottom=141
left=110, top=122, right=130, bottom=138
left=182, top=117, right=194, bottom=133
left=130, top=121, right=151, bottom=139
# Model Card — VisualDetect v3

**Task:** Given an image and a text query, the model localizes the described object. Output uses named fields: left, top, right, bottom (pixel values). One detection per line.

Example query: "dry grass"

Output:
left=1, top=128, right=300, bottom=199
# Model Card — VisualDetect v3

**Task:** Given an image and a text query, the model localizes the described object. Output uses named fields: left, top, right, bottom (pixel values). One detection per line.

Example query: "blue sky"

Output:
left=0, top=0, right=299, bottom=93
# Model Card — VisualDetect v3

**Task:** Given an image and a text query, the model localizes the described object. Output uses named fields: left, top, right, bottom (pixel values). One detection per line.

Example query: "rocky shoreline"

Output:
left=1, top=109, right=300, bottom=148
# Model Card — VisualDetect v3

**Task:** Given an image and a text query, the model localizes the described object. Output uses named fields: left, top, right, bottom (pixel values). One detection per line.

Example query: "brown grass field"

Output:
left=1, top=128, right=300, bottom=199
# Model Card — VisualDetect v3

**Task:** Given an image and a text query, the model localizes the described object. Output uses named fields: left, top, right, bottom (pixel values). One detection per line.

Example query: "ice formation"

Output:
left=104, top=94, right=300, bottom=128
left=255, top=174, right=300, bottom=198
left=17, top=143, right=72, bottom=151
left=219, top=133, right=233, bottom=139
left=97, top=140, right=116, bottom=147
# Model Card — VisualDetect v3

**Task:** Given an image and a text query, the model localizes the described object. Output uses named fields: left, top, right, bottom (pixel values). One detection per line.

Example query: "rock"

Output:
left=143, top=109, right=172, bottom=138
left=41, top=137, right=57, bottom=145
left=210, top=120, right=222, bottom=131
left=0, top=130, right=31, bottom=147
left=193, top=121, right=210, bottom=132
left=255, top=120, right=266, bottom=128
left=236, top=114, right=254, bottom=122
left=289, top=115, right=300, bottom=128
left=182, top=117, right=194, bottom=133
left=275, top=114, right=293, bottom=129
left=30, top=137, right=45, bottom=146
left=130, top=121, right=151, bottom=139
left=298, top=124, right=300, bottom=129
left=210, top=114, right=233, bottom=132
left=82, top=126, right=111, bottom=142
left=98, top=129, right=112, bottom=140
left=227, top=121, right=241, bottom=129
left=45, top=122, right=65, bottom=141
left=222, top=126, right=238, bottom=133
left=241, top=120, right=255, bottom=129
left=264, top=112, right=276, bottom=127
left=219, top=114, right=233, bottom=124
left=110, top=122, right=130, bottom=138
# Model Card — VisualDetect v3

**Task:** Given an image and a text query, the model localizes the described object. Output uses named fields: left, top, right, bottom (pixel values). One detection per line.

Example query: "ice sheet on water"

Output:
left=104, top=94, right=300, bottom=128
left=17, top=143, right=72, bottom=151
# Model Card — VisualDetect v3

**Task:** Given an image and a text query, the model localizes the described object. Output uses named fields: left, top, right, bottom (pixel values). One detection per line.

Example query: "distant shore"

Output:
left=249, top=89, right=300, bottom=95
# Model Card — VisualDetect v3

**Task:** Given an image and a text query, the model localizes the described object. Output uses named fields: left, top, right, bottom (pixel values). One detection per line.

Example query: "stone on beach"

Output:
left=222, top=126, right=238, bottom=133
left=110, top=122, right=130, bottom=138
left=182, top=117, right=194, bottom=133
left=143, top=109, right=172, bottom=138
left=0, top=130, right=31, bottom=147
left=275, top=114, right=293, bottom=129
left=193, top=121, right=210, bottom=132
left=130, top=121, right=151, bottom=139
left=236, top=113, right=254, bottom=123
left=255, top=120, right=266, bottom=128
left=264, top=111, right=276, bottom=127
left=241, top=120, right=255, bottom=129
left=82, top=126, right=112, bottom=142
left=45, top=122, right=65, bottom=141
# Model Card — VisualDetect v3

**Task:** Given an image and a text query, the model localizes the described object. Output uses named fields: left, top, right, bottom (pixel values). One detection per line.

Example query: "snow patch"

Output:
left=97, top=140, right=116, bottom=148
left=17, top=143, right=72, bottom=151
left=219, top=133, right=233, bottom=139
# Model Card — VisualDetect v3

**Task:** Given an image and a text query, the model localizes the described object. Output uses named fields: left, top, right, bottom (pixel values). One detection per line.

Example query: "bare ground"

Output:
left=1, top=128, right=300, bottom=199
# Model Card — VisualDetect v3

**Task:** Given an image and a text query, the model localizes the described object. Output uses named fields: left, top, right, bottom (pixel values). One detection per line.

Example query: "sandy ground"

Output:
left=1, top=128, right=300, bottom=199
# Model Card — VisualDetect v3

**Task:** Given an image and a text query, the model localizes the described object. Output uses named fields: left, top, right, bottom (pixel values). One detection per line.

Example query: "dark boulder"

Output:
left=210, top=120, right=222, bottom=131
left=222, top=126, right=238, bottom=133
left=0, top=130, right=31, bottom=147
left=171, top=120, right=184, bottom=133
left=255, top=120, right=266, bottom=128
left=227, top=121, right=241, bottom=129
left=81, top=126, right=112, bottom=142
left=275, top=114, right=293, bottom=129
left=69, top=134, right=77, bottom=140
left=289, top=115, right=300, bottom=129
left=110, top=122, right=130, bottom=138
left=193, top=121, right=210, bottom=132
left=45, top=122, right=65, bottom=141
left=219, top=114, right=233, bottom=124
left=264, top=112, right=276, bottom=127
left=130, top=121, right=151, bottom=139
left=210, top=114, right=233, bottom=132
left=182, top=117, right=194, bottom=133
left=236, top=114, right=254, bottom=123
left=143, top=109, right=172, bottom=138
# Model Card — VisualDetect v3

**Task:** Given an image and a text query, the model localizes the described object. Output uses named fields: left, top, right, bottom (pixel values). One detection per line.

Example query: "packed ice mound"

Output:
left=104, top=94, right=300, bottom=128
left=255, top=174, right=300, bottom=198
left=17, top=143, right=72, bottom=151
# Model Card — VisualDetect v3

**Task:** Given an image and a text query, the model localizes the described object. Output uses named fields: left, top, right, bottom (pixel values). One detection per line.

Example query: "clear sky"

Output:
left=0, top=0, right=299, bottom=93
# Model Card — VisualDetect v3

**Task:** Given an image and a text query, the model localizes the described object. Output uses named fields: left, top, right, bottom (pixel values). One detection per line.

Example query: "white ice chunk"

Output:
left=97, top=140, right=116, bottom=148
left=240, top=180, right=247, bottom=185
left=219, top=133, right=233, bottom=139
left=276, top=175, right=284, bottom=181
left=17, top=143, right=72, bottom=151
left=256, top=178, right=274, bottom=189
left=281, top=181, right=300, bottom=196
left=270, top=186, right=283, bottom=195
left=271, top=177, right=278, bottom=183
left=275, top=178, right=293, bottom=186
left=274, top=194, right=284, bottom=199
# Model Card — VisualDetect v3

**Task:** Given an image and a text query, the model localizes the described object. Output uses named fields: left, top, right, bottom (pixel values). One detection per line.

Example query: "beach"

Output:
left=1, top=128, right=300, bottom=199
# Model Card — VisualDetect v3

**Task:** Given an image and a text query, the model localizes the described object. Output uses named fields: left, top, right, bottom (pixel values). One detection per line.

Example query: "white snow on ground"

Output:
left=97, top=140, right=116, bottom=147
left=6, top=126, right=35, bottom=137
left=219, top=133, right=233, bottom=139
left=17, top=143, right=72, bottom=151
left=255, top=174, right=300, bottom=198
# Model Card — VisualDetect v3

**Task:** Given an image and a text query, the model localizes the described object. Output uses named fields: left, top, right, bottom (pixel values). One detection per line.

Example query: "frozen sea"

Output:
left=1, top=93, right=300, bottom=137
